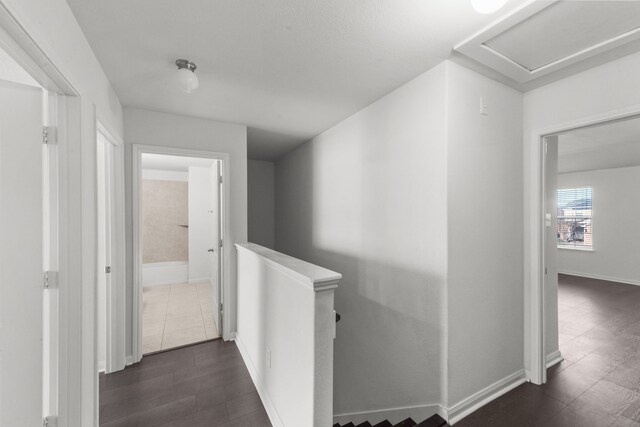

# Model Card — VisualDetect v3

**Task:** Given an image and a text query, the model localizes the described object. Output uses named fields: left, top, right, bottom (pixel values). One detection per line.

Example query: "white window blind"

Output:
left=557, top=187, right=593, bottom=249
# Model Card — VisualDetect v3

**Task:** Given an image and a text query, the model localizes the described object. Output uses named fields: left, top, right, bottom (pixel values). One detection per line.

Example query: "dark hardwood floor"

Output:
left=99, top=339, right=271, bottom=426
left=456, top=274, right=640, bottom=426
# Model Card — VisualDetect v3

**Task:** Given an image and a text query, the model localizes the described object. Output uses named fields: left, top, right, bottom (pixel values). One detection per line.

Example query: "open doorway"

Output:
left=137, top=152, right=223, bottom=354
left=542, top=116, right=640, bottom=394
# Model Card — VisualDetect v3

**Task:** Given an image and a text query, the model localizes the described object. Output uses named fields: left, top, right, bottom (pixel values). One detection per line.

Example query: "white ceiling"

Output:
left=142, top=153, right=216, bottom=172
left=558, top=116, right=640, bottom=173
left=65, top=0, right=532, bottom=161
left=485, top=1, right=640, bottom=71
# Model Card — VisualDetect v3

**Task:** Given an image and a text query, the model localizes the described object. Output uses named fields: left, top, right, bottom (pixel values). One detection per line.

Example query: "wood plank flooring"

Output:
left=99, top=339, right=271, bottom=426
left=456, top=274, right=640, bottom=426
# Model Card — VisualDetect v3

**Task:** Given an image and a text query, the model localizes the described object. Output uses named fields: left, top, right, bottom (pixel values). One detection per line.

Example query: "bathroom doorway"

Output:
left=137, top=152, right=223, bottom=354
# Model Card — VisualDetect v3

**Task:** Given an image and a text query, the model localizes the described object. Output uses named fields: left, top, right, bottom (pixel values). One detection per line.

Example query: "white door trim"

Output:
left=0, top=3, right=83, bottom=424
left=525, top=103, right=640, bottom=385
left=132, top=144, right=230, bottom=363
left=97, top=120, right=127, bottom=374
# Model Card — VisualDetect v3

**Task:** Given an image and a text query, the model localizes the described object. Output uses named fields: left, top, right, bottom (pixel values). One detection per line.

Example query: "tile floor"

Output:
left=143, top=282, right=219, bottom=353
left=457, top=274, right=640, bottom=426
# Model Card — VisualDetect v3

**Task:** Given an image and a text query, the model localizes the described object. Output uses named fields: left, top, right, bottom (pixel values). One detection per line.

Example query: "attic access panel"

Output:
left=455, top=0, right=640, bottom=83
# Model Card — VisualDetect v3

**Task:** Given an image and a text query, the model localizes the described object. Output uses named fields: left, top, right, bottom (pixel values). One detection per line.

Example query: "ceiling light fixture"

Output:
left=175, top=59, right=198, bottom=93
left=471, top=0, right=508, bottom=14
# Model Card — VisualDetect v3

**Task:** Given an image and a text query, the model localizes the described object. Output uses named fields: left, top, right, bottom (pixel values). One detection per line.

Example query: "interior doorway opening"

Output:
left=539, top=114, right=640, bottom=384
left=138, top=152, right=223, bottom=354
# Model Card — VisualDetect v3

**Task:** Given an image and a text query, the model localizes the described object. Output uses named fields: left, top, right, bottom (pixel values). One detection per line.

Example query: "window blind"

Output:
left=557, top=187, right=593, bottom=249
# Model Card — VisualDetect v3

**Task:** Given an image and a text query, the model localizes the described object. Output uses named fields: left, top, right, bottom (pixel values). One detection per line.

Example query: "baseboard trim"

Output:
left=546, top=350, right=563, bottom=368
left=558, top=271, right=640, bottom=287
left=446, top=369, right=526, bottom=425
left=235, top=334, right=285, bottom=427
left=333, top=403, right=442, bottom=426
left=125, top=355, right=135, bottom=366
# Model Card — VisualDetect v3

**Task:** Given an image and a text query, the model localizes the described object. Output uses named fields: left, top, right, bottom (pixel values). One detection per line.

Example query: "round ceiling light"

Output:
left=175, top=59, right=199, bottom=93
left=471, top=0, right=508, bottom=14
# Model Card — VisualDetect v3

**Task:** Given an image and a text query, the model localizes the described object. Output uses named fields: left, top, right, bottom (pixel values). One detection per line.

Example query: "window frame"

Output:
left=556, top=186, right=594, bottom=251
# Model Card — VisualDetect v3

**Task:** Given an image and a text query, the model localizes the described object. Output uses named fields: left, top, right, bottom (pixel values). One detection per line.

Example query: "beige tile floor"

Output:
left=142, top=281, right=219, bottom=354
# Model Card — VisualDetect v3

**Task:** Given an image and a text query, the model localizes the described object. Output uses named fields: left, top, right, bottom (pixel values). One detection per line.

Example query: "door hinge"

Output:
left=545, top=267, right=548, bottom=275
left=43, top=416, right=58, bottom=427
left=219, top=239, right=223, bottom=248
left=105, top=266, right=111, bottom=274
left=220, top=302, right=224, bottom=314
left=219, top=175, right=223, bottom=184
left=43, top=271, right=58, bottom=290
left=42, top=126, right=56, bottom=145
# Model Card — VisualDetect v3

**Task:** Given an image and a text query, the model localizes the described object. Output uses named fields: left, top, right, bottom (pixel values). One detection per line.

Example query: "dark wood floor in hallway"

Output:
left=99, top=339, right=271, bottom=426
left=456, top=274, right=640, bottom=427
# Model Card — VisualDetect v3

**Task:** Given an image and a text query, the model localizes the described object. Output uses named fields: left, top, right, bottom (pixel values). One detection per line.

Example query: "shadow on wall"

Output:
left=316, top=248, right=442, bottom=414
left=275, top=143, right=444, bottom=414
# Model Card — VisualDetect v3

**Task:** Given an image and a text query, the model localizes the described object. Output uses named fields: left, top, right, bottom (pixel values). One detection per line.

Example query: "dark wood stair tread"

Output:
left=342, top=423, right=356, bottom=427
left=393, top=418, right=416, bottom=427
left=372, top=421, right=392, bottom=427
left=356, top=422, right=373, bottom=427
left=415, top=414, right=448, bottom=427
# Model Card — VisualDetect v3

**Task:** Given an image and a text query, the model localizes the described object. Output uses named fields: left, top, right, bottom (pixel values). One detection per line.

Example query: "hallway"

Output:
left=456, top=274, right=640, bottom=426
left=99, top=340, right=271, bottom=426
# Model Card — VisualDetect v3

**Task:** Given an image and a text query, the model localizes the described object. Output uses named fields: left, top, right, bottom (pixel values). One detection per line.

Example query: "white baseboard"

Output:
left=125, top=355, right=135, bottom=366
left=188, top=277, right=211, bottom=285
left=558, top=270, right=640, bottom=287
left=546, top=350, right=563, bottom=368
left=333, top=403, right=442, bottom=426
left=142, top=261, right=188, bottom=287
left=235, top=334, right=284, bottom=427
left=445, top=369, right=526, bottom=425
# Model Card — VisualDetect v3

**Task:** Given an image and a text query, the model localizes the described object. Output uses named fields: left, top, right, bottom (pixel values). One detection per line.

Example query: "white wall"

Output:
left=276, top=63, right=448, bottom=419
left=557, top=166, right=640, bottom=285
left=235, top=243, right=339, bottom=427
left=248, top=159, right=275, bottom=249
left=524, top=49, right=640, bottom=374
left=0, top=1, right=124, bottom=425
left=445, top=62, right=524, bottom=407
left=188, top=165, right=214, bottom=282
left=124, top=107, right=247, bottom=352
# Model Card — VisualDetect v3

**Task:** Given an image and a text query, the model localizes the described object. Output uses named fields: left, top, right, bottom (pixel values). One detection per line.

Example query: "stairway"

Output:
left=333, top=413, right=448, bottom=427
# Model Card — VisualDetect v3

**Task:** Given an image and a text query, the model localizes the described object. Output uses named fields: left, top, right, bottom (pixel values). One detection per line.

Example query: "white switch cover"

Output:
left=480, top=97, right=488, bottom=115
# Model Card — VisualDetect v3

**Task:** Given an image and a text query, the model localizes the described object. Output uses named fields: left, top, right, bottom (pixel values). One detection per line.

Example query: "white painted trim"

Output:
left=558, top=270, right=640, bottom=287
left=97, top=120, right=127, bottom=375
left=188, top=277, right=211, bottom=285
left=235, top=243, right=342, bottom=292
left=455, top=0, right=640, bottom=84
left=546, top=350, right=563, bottom=368
left=446, top=370, right=527, bottom=425
left=0, top=5, right=85, bottom=424
left=235, top=333, right=285, bottom=427
left=526, top=104, right=640, bottom=390
left=132, top=144, right=231, bottom=361
left=333, top=404, right=442, bottom=426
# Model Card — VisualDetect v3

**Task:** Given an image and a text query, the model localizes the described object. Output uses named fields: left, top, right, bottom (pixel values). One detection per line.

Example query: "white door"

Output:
left=210, top=161, right=222, bottom=334
left=0, top=81, right=45, bottom=425
left=97, top=132, right=114, bottom=373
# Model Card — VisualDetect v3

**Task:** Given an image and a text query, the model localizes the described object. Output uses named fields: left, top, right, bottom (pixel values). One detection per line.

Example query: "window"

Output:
left=557, top=187, right=592, bottom=249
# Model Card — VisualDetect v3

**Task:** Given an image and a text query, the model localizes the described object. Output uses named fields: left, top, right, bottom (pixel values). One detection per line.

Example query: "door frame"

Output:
left=131, top=144, right=230, bottom=363
left=525, top=103, right=640, bottom=385
left=0, top=3, right=82, bottom=424
left=96, top=120, right=127, bottom=373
